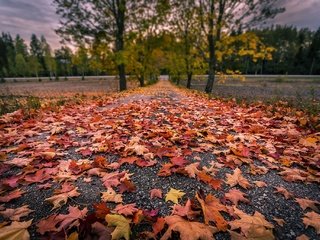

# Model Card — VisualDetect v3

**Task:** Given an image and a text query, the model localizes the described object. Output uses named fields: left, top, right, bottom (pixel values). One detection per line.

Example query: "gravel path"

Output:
left=0, top=80, right=319, bottom=240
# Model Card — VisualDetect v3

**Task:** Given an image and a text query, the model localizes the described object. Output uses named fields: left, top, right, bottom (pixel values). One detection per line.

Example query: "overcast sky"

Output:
left=0, top=0, right=320, bottom=50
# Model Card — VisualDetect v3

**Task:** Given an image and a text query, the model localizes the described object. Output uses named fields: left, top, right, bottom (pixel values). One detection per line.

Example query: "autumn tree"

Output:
left=15, top=54, right=28, bottom=77
left=72, top=44, right=89, bottom=80
left=54, top=0, right=151, bottom=91
left=169, top=0, right=199, bottom=88
left=193, top=0, right=284, bottom=93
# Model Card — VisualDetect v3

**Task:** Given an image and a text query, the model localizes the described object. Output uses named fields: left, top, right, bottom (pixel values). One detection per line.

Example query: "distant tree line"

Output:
left=229, top=25, right=320, bottom=75
left=0, top=33, right=108, bottom=80
left=1, top=24, right=320, bottom=84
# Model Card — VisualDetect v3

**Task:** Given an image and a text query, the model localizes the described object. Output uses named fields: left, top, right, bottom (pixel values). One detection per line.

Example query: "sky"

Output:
left=0, top=0, right=320, bottom=50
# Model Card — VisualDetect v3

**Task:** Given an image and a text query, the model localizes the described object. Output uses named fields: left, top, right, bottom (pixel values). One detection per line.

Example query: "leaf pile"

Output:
left=0, top=80, right=319, bottom=239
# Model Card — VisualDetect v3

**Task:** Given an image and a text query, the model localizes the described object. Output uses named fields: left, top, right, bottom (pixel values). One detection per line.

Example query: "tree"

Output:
left=54, top=46, right=73, bottom=80
left=15, top=54, right=28, bottom=77
left=308, top=27, right=320, bottom=75
left=54, top=0, right=147, bottom=91
left=194, top=0, right=284, bottom=93
left=170, top=0, right=199, bottom=88
left=1, top=33, right=16, bottom=77
left=30, top=34, right=44, bottom=76
left=42, top=37, right=56, bottom=79
left=72, top=44, right=89, bottom=80
left=28, top=56, right=40, bottom=79
left=15, top=35, right=28, bottom=59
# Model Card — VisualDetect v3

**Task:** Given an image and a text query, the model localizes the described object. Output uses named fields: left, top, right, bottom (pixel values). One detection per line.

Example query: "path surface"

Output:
left=0, top=80, right=319, bottom=240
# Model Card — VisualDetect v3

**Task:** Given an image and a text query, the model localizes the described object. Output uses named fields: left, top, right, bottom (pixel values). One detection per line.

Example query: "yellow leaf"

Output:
left=101, top=188, right=123, bottom=203
left=67, top=232, right=78, bottom=240
left=165, top=188, right=185, bottom=204
left=0, top=220, right=32, bottom=240
left=299, top=137, right=318, bottom=148
left=105, top=214, right=131, bottom=240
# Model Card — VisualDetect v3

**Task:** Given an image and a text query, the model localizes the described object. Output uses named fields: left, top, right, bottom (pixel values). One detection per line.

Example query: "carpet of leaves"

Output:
left=0, top=80, right=319, bottom=240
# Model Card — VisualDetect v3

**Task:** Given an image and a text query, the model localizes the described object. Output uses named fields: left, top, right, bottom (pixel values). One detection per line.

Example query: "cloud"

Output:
left=271, top=0, right=320, bottom=30
left=0, top=0, right=319, bottom=51
left=0, top=0, right=61, bottom=49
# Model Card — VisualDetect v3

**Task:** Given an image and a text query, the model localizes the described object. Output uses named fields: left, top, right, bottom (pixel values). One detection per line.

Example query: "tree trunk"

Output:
left=115, top=0, right=126, bottom=91
left=138, top=75, right=144, bottom=87
left=205, top=31, right=216, bottom=93
left=310, top=58, right=315, bottom=75
left=186, top=72, right=192, bottom=89
left=205, top=1, right=216, bottom=94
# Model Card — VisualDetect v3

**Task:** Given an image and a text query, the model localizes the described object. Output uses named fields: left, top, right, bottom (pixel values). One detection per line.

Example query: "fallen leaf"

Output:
left=185, top=162, right=200, bottom=178
left=45, top=187, right=80, bottom=210
left=253, top=181, right=267, bottom=187
left=299, top=137, right=317, bottom=148
left=296, top=198, right=319, bottom=211
left=101, top=188, right=123, bottom=203
left=229, top=207, right=274, bottom=239
left=196, top=192, right=228, bottom=231
left=225, top=189, right=250, bottom=206
left=0, top=220, right=32, bottom=240
left=296, top=234, right=310, bottom=240
left=118, top=179, right=136, bottom=193
left=274, top=187, right=293, bottom=200
left=56, top=206, right=88, bottom=232
left=303, top=211, right=320, bottom=234
left=36, top=214, right=61, bottom=234
left=105, top=214, right=131, bottom=240
left=171, top=199, right=199, bottom=220
left=226, top=168, right=251, bottom=189
left=273, top=218, right=285, bottom=227
left=94, top=203, right=110, bottom=219
left=102, top=171, right=125, bottom=188
left=0, top=205, right=33, bottom=221
left=0, top=189, right=25, bottom=203
left=91, top=221, right=113, bottom=240
left=160, top=215, right=217, bottom=240
left=197, top=171, right=222, bottom=190
left=153, top=217, right=165, bottom=235
left=114, top=203, right=138, bottom=216
left=150, top=189, right=163, bottom=199
left=165, top=188, right=185, bottom=204
left=170, top=156, right=188, bottom=167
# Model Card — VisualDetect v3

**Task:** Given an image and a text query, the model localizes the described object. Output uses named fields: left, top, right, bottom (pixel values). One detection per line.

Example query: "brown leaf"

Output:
left=196, top=192, right=228, bottom=231
left=91, top=222, right=113, bottom=240
left=197, top=171, right=222, bottom=190
left=114, top=203, right=138, bottom=216
left=118, top=178, right=136, bottom=193
left=0, top=220, right=32, bottom=240
left=273, top=218, right=285, bottom=227
left=184, top=162, right=200, bottom=178
left=150, top=189, right=163, bottom=199
left=93, top=203, right=110, bottom=219
left=253, top=181, right=267, bottom=188
left=296, top=234, right=310, bottom=240
left=102, top=171, right=126, bottom=188
left=226, top=168, right=251, bottom=189
left=225, top=189, right=250, bottom=206
left=171, top=199, right=199, bottom=220
left=296, top=198, right=319, bottom=211
left=303, top=211, right=320, bottom=234
left=160, top=215, right=217, bottom=240
left=229, top=207, right=274, bottom=239
left=101, top=188, right=123, bottom=203
left=45, top=187, right=80, bottom=210
left=0, top=189, right=25, bottom=203
left=274, top=187, right=294, bottom=200
left=0, top=205, right=33, bottom=221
